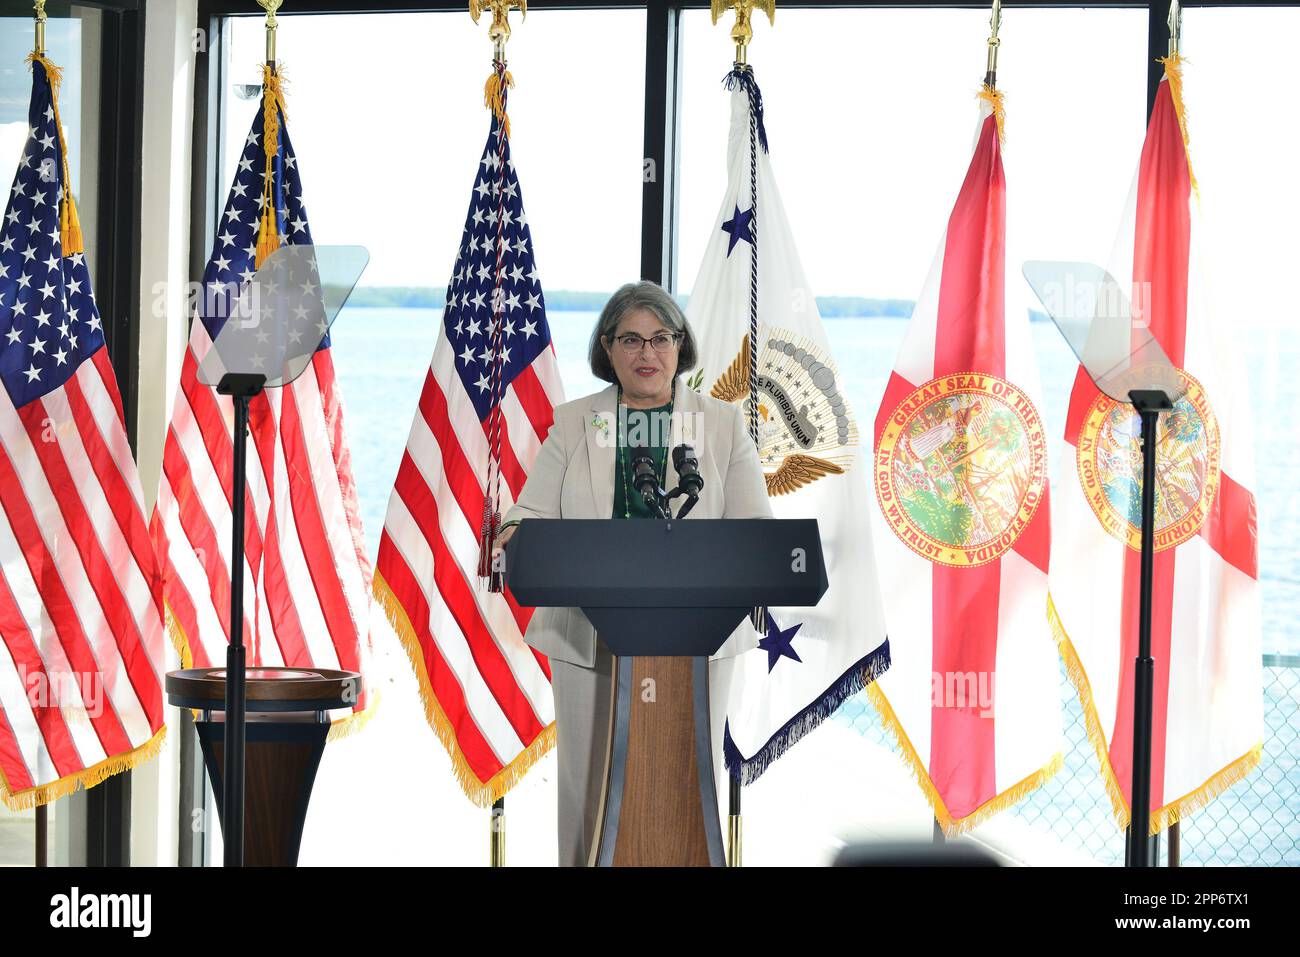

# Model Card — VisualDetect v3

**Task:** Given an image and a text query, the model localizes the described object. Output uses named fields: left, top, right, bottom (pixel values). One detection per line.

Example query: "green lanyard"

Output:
left=616, top=384, right=674, bottom=520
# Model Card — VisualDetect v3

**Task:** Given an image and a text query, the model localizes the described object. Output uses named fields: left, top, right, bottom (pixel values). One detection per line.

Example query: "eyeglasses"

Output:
left=609, top=332, right=681, bottom=354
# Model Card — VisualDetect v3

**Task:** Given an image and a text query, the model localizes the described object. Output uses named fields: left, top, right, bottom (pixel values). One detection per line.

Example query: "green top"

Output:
left=612, top=401, right=673, bottom=520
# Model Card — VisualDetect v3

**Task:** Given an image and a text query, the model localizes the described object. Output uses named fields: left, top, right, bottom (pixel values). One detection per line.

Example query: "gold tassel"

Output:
left=1157, top=53, right=1199, bottom=200
left=59, top=185, right=84, bottom=255
left=255, top=64, right=288, bottom=268
left=25, top=54, right=84, bottom=255
left=977, top=82, right=1006, bottom=145
left=255, top=203, right=280, bottom=269
left=484, top=68, right=514, bottom=140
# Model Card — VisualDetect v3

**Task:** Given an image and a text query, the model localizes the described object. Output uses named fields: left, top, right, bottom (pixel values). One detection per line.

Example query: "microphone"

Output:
left=629, top=446, right=662, bottom=511
left=672, top=444, right=704, bottom=497
left=670, top=444, right=704, bottom=519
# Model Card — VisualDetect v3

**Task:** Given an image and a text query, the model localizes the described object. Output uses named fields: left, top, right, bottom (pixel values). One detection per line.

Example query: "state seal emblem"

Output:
left=1075, top=368, right=1219, bottom=552
left=707, top=330, right=858, bottom=496
left=874, top=373, right=1048, bottom=567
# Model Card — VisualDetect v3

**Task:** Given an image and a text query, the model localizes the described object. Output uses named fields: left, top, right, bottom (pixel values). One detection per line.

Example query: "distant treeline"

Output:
left=346, top=286, right=922, bottom=318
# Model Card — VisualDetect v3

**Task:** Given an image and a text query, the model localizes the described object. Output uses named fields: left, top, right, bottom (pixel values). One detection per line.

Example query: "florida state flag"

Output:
left=1049, top=56, right=1262, bottom=833
left=869, top=91, right=1062, bottom=834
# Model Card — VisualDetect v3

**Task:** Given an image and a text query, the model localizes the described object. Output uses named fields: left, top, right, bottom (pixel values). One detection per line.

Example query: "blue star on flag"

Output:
left=758, top=608, right=803, bottom=672
left=720, top=204, right=754, bottom=257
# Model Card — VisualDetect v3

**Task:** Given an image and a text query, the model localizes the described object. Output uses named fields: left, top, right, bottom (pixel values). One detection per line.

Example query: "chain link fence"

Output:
left=835, top=655, right=1299, bottom=866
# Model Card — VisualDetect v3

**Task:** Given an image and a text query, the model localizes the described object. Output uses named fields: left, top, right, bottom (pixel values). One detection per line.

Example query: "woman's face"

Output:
left=604, top=307, right=680, bottom=407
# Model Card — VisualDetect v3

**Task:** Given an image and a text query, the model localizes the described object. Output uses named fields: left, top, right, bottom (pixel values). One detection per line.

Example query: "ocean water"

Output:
left=329, top=306, right=1299, bottom=656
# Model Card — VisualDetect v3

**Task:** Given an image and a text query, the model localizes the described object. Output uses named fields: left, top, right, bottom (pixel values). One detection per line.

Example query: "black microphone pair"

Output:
left=629, top=444, right=703, bottom=519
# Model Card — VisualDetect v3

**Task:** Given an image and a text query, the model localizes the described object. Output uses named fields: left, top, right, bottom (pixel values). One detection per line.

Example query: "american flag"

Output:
left=0, top=58, right=165, bottom=809
left=150, top=69, right=374, bottom=729
left=375, top=73, right=563, bottom=805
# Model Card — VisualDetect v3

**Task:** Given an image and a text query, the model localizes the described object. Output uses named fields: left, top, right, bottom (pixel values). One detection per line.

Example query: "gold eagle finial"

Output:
left=256, top=0, right=283, bottom=63
left=471, top=0, right=527, bottom=59
left=34, top=0, right=48, bottom=55
left=711, top=0, right=775, bottom=65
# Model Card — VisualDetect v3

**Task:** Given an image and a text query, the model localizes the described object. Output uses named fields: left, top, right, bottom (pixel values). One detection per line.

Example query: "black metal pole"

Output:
left=35, top=804, right=47, bottom=867
left=1128, top=400, right=1163, bottom=867
left=222, top=392, right=251, bottom=867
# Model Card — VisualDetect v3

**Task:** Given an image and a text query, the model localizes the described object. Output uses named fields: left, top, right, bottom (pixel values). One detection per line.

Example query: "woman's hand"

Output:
left=491, top=523, right=518, bottom=561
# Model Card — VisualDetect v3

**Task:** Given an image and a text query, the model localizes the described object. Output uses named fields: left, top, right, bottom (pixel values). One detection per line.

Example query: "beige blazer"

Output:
left=504, top=380, right=773, bottom=667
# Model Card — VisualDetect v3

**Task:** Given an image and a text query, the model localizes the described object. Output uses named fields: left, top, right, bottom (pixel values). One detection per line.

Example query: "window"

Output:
left=1182, top=5, right=1300, bottom=657
left=677, top=6, right=1146, bottom=476
left=211, top=8, right=646, bottom=865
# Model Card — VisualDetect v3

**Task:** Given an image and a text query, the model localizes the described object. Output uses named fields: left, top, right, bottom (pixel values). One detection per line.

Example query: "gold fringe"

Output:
left=0, top=725, right=167, bottom=812
left=1047, top=592, right=1263, bottom=835
left=373, top=569, right=555, bottom=807
left=1157, top=53, right=1200, bottom=201
left=326, top=687, right=380, bottom=743
left=864, top=682, right=1063, bottom=837
left=164, top=600, right=195, bottom=670
left=25, top=54, right=84, bottom=254
left=484, top=68, right=514, bottom=140
left=255, top=64, right=288, bottom=269
left=977, top=83, right=1006, bottom=145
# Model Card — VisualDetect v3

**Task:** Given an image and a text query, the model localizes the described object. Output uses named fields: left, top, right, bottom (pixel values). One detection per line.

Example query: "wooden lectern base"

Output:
left=592, top=656, right=724, bottom=866
left=165, top=667, right=359, bottom=867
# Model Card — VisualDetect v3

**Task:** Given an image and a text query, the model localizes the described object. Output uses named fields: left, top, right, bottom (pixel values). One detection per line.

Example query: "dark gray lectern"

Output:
left=506, top=518, right=827, bottom=867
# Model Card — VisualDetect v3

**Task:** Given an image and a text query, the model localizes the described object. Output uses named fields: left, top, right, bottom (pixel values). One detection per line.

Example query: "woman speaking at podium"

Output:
left=493, top=281, right=771, bottom=866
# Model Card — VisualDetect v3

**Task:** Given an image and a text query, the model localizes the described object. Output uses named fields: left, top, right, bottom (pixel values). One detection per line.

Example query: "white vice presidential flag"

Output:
left=687, top=68, right=891, bottom=783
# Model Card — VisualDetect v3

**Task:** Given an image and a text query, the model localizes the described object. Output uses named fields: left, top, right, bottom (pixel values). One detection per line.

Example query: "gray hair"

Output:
left=588, top=281, right=698, bottom=384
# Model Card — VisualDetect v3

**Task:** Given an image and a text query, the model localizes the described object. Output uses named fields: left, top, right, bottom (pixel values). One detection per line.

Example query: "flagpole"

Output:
left=713, top=0, right=774, bottom=869
left=33, top=0, right=46, bottom=56
left=31, top=1, right=48, bottom=869
left=984, top=0, right=1001, bottom=90
left=261, top=0, right=280, bottom=68
left=470, top=0, right=525, bottom=865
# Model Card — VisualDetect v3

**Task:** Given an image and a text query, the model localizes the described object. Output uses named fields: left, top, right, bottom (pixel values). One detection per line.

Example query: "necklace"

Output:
left=617, top=382, right=675, bottom=519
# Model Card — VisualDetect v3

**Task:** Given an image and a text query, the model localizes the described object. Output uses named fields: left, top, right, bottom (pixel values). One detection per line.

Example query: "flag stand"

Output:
left=1126, top=389, right=1172, bottom=868
left=217, top=372, right=267, bottom=867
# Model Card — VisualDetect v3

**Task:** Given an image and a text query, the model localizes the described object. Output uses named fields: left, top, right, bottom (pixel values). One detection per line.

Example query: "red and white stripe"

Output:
left=150, top=316, right=374, bottom=723
left=1050, top=65, right=1261, bottom=832
left=869, top=100, right=1062, bottom=833
left=0, top=349, right=166, bottom=807
left=375, top=322, right=562, bottom=806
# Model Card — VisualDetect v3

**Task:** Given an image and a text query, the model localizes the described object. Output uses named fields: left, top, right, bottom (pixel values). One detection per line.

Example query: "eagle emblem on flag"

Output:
left=706, top=329, right=856, bottom=496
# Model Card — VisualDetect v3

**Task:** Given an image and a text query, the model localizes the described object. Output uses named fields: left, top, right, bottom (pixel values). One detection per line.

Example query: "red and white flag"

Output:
left=150, top=67, right=375, bottom=731
left=869, top=91, right=1062, bottom=833
left=374, top=71, right=563, bottom=805
left=1049, top=57, right=1261, bottom=832
left=0, top=57, right=165, bottom=808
